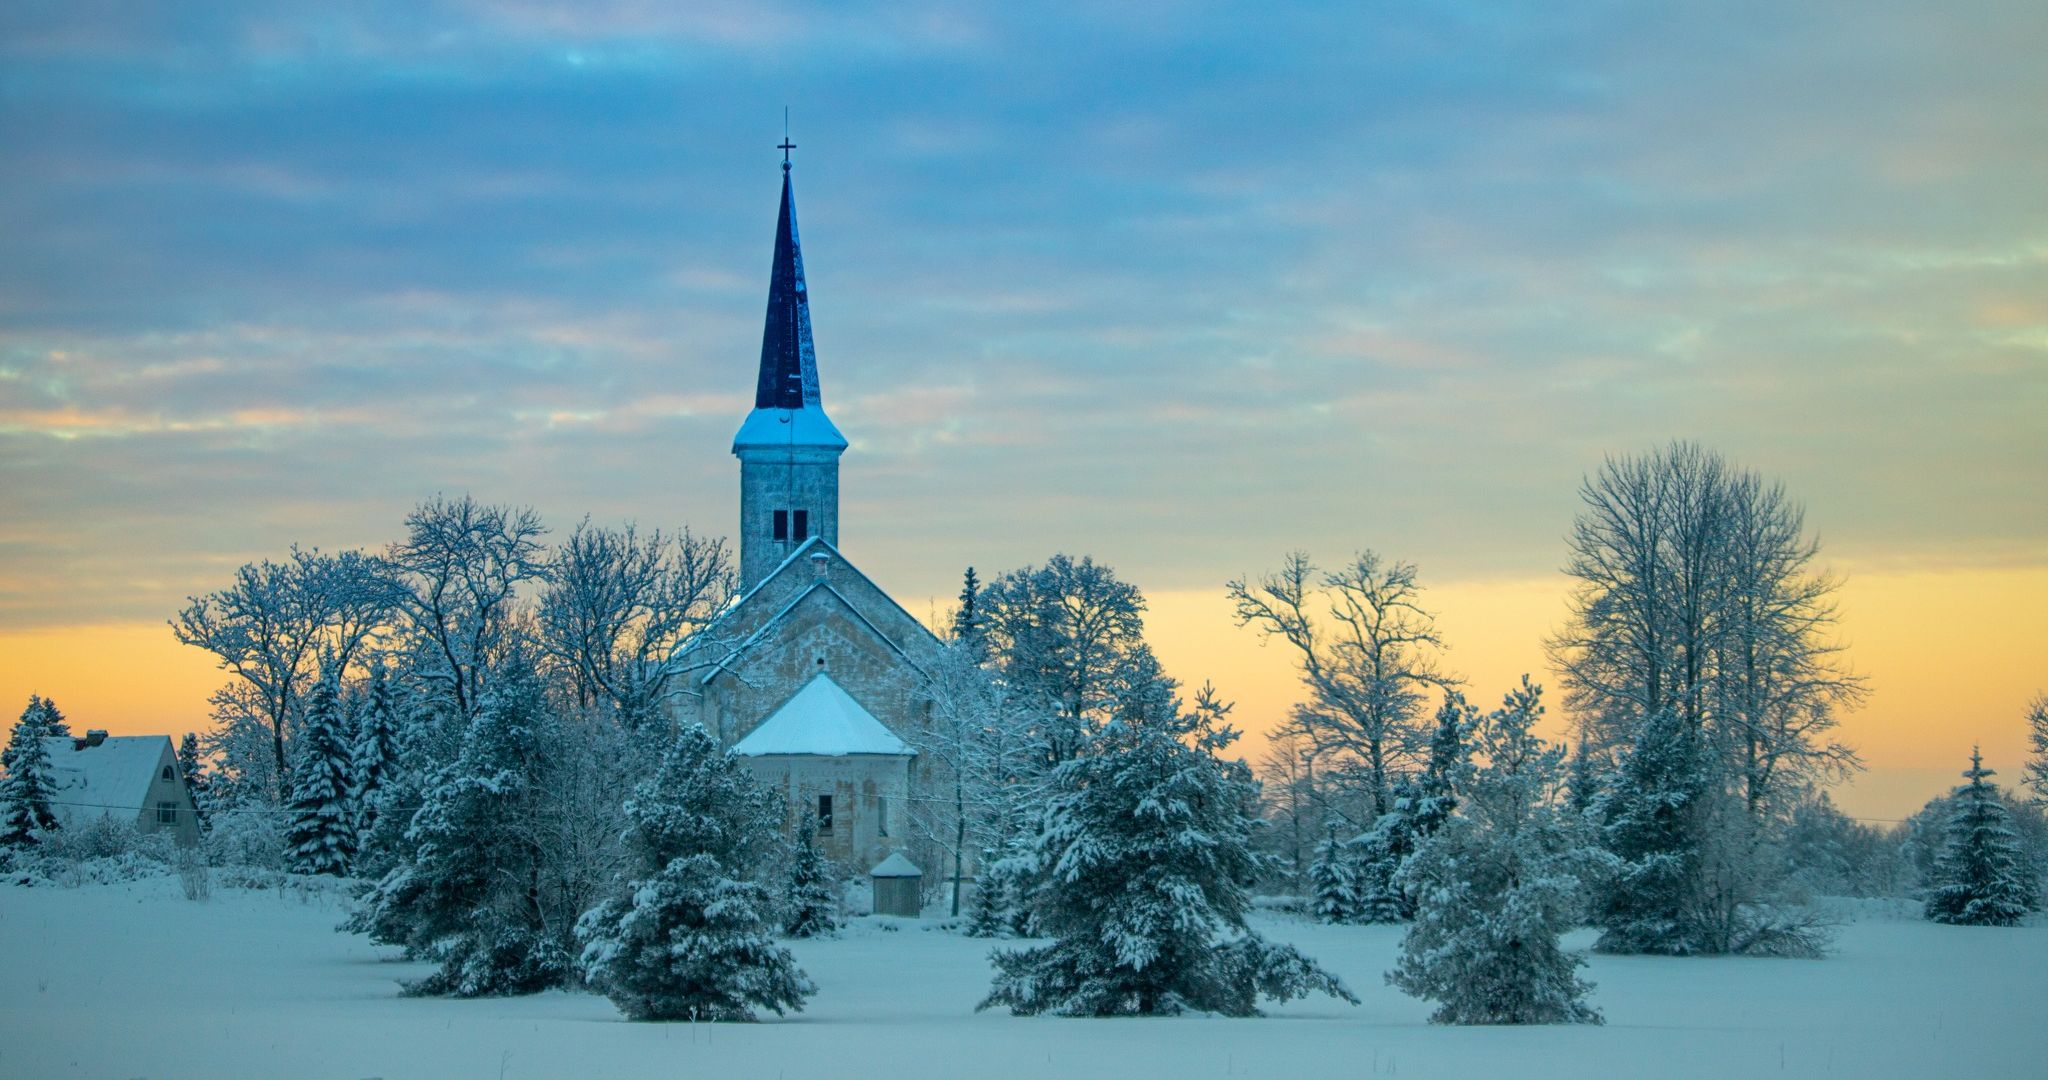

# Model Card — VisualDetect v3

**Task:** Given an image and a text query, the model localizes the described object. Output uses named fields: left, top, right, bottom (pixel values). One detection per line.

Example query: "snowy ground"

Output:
left=2, top=879, right=2043, bottom=1080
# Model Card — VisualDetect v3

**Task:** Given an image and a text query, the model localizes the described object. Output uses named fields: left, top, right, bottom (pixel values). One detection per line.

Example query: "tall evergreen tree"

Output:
left=2025, top=694, right=2048, bottom=807
left=1, top=712, right=61, bottom=846
left=285, top=669, right=357, bottom=876
left=576, top=721, right=813, bottom=1021
left=1591, top=708, right=1714, bottom=954
left=784, top=826, right=838, bottom=938
left=980, top=685, right=1356, bottom=1017
left=952, top=566, right=987, bottom=658
left=1925, top=748, right=2036, bottom=926
left=1390, top=678, right=1602, bottom=1025
left=1566, top=737, right=1600, bottom=817
left=351, top=663, right=402, bottom=837
left=3, top=695, right=69, bottom=776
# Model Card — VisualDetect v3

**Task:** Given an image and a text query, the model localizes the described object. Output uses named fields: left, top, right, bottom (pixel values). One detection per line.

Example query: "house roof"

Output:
left=40, top=735, right=173, bottom=828
left=731, top=673, right=916, bottom=758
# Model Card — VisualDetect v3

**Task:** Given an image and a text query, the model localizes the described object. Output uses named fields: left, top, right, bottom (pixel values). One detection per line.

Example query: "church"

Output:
left=671, top=150, right=946, bottom=883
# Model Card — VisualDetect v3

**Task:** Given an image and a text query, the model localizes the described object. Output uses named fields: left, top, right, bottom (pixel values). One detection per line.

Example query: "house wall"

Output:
left=739, top=752, right=912, bottom=870
left=135, top=743, right=201, bottom=846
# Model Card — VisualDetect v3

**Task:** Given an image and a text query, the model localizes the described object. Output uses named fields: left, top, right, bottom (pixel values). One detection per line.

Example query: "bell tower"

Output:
left=733, top=142, right=847, bottom=591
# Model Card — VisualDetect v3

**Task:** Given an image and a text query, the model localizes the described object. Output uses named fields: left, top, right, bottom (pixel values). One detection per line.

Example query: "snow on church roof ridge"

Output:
left=731, top=673, right=916, bottom=758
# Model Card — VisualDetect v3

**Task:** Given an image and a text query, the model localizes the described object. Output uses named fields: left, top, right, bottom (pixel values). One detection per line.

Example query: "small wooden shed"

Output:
left=869, top=852, right=922, bottom=917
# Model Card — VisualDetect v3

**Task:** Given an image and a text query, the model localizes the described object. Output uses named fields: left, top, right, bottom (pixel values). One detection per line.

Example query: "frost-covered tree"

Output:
left=1229, top=551, right=1458, bottom=819
left=1, top=712, right=61, bottom=846
left=909, top=640, right=1039, bottom=917
left=979, top=554, right=1159, bottom=767
left=1389, top=677, right=1602, bottom=1025
left=285, top=669, right=357, bottom=876
left=784, top=827, right=838, bottom=938
left=1548, top=442, right=1864, bottom=817
left=3, top=695, right=69, bottom=778
left=952, top=565, right=988, bottom=660
left=2025, top=694, right=2048, bottom=807
left=536, top=519, right=732, bottom=725
left=1925, top=748, right=2036, bottom=926
left=174, top=547, right=395, bottom=796
left=346, top=657, right=572, bottom=996
left=383, top=496, right=548, bottom=721
left=576, top=721, right=813, bottom=1021
left=980, top=684, right=1356, bottom=1017
left=1309, top=824, right=1362, bottom=923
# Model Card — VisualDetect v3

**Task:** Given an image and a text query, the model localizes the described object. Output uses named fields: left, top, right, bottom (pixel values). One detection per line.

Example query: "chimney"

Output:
left=82, top=729, right=108, bottom=748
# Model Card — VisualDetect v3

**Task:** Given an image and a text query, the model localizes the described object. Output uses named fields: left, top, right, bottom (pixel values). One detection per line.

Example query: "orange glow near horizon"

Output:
left=3, top=565, right=2041, bottom=823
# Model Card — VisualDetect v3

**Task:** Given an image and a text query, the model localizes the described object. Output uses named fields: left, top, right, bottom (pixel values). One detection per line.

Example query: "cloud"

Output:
left=0, top=0, right=2043, bottom=629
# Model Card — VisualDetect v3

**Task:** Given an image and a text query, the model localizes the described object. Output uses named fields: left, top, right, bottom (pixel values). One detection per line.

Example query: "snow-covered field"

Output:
left=2, top=879, right=2042, bottom=1080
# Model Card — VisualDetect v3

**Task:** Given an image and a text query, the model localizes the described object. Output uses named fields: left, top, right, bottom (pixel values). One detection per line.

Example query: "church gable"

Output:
left=712, top=582, right=928, bottom=748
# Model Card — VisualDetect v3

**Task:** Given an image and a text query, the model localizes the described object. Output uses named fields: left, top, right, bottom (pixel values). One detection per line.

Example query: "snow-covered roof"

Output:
left=732, top=405, right=847, bottom=452
left=40, top=736, right=172, bottom=828
left=869, top=852, right=922, bottom=878
left=731, top=674, right=915, bottom=758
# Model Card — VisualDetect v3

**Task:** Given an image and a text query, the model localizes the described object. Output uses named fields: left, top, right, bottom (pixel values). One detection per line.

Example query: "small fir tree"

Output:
left=1308, top=824, right=1362, bottom=923
left=285, top=670, right=357, bottom=876
left=575, top=721, right=814, bottom=1021
left=979, top=685, right=1356, bottom=1017
left=952, top=566, right=988, bottom=660
left=965, top=847, right=1013, bottom=937
left=3, top=695, right=69, bottom=776
left=1355, top=804, right=1416, bottom=923
left=2025, top=694, right=2048, bottom=807
left=176, top=732, right=210, bottom=828
left=1925, top=748, right=2036, bottom=926
left=1, top=712, right=61, bottom=846
left=1566, top=737, right=1600, bottom=817
left=784, top=827, right=839, bottom=938
left=1389, top=677, right=1603, bottom=1025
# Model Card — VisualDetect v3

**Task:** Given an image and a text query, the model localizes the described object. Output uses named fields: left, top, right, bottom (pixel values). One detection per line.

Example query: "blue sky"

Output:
left=2, top=0, right=2044, bottom=630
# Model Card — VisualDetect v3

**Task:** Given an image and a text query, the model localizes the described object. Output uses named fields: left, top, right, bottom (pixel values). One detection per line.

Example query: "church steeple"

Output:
left=755, top=157, right=820, bottom=410
left=733, top=144, right=847, bottom=591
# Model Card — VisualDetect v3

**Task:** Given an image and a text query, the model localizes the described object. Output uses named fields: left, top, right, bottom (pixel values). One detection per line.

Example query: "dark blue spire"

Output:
left=755, top=160, right=820, bottom=410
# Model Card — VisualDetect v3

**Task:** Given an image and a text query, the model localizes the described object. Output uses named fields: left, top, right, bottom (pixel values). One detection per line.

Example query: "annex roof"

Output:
left=731, top=673, right=915, bottom=758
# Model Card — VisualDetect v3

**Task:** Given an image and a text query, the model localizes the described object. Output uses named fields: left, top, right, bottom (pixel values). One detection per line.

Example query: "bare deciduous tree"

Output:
left=536, top=519, right=733, bottom=725
left=384, top=495, right=549, bottom=720
left=1229, top=551, right=1458, bottom=819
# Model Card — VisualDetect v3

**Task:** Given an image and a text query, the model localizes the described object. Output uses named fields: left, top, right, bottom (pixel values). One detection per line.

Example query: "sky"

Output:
left=2, top=1, right=2043, bottom=820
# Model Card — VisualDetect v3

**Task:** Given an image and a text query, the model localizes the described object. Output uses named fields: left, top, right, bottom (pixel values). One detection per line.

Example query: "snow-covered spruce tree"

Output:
left=1566, top=737, right=1600, bottom=817
left=1389, top=677, right=1602, bottom=1025
left=1355, top=789, right=1418, bottom=923
left=350, top=662, right=401, bottom=837
left=285, top=669, right=357, bottom=876
left=2, top=695, right=68, bottom=777
left=784, top=826, right=838, bottom=938
left=1, top=711, right=61, bottom=846
left=575, top=720, right=813, bottom=1021
left=1309, top=824, right=1362, bottom=923
left=979, top=681, right=1357, bottom=1017
left=965, top=847, right=1012, bottom=937
left=1590, top=707, right=1712, bottom=954
left=1925, top=748, right=2036, bottom=926
left=176, top=733, right=210, bottom=830
left=346, top=656, right=571, bottom=996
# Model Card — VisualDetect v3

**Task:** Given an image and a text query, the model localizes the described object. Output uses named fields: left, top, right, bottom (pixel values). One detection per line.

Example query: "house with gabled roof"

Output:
left=41, top=731, right=201, bottom=846
left=669, top=150, right=944, bottom=876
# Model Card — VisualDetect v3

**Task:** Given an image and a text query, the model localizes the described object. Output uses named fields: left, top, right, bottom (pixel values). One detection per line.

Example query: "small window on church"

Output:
left=877, top=795, right=889, bottom=837
left=793, top=509, right=809, bottom=541
left=773, top=510, right=788, bottom=541
left=816, top=795, right=833, bottom=834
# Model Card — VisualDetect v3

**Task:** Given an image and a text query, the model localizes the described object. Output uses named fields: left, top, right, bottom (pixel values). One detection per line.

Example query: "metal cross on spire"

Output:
left=779, top=107, right=795, bottom=170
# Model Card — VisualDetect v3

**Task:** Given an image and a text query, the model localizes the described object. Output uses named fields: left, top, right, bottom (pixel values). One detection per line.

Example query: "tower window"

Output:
left=793, top=509, right=809, bottom=541
left=773, top=509, right=788, bottom=541
left=816, top=795, right=834, bottom=834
